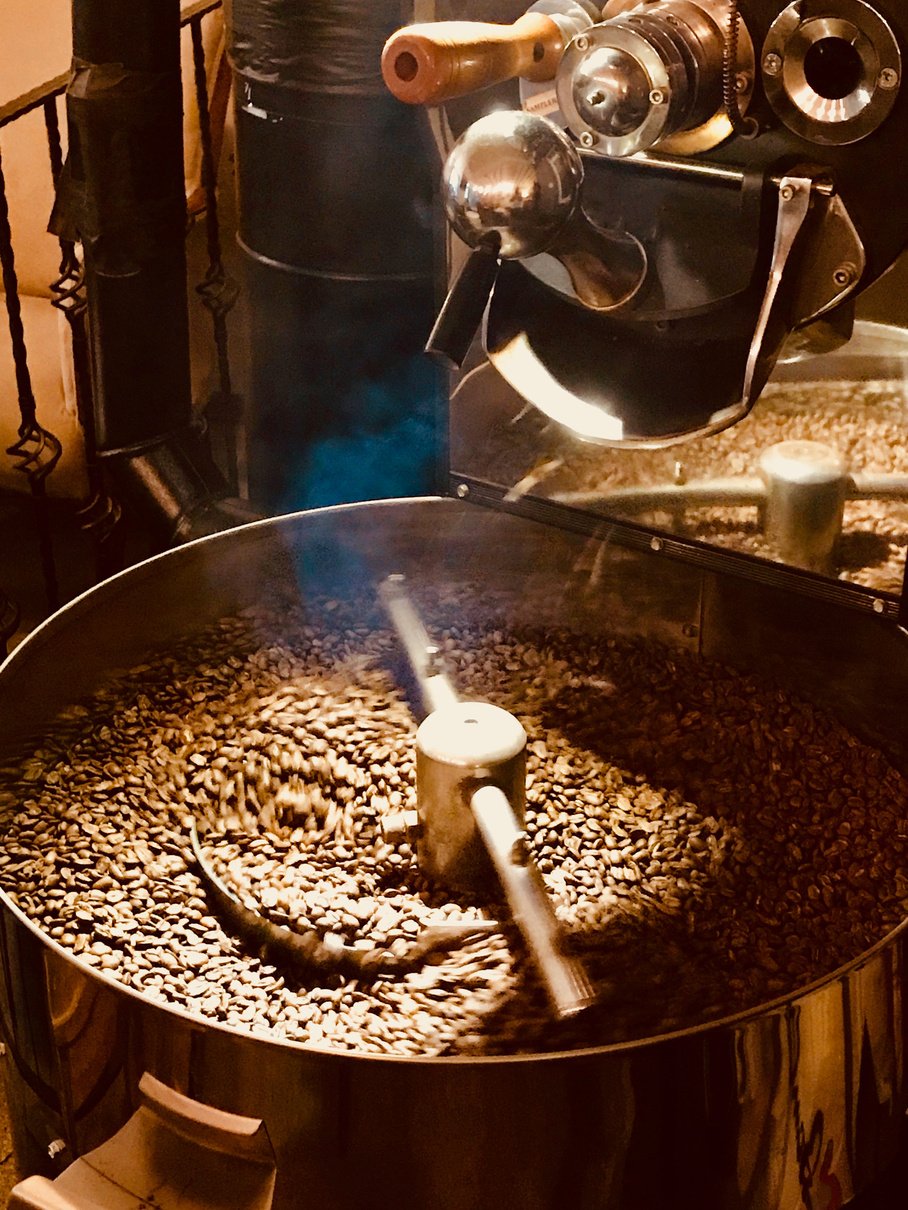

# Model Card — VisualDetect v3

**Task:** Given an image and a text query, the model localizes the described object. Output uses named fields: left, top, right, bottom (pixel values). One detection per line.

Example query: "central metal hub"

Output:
left=416, top=700, right=527, bottom=892
left=758, top=439, right=851, bottom=574
left=556, top=0, right=746, bottom=156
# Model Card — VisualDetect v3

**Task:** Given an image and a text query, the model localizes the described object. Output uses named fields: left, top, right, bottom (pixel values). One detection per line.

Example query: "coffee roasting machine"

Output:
left=3, top=1, right=908, bottom=1208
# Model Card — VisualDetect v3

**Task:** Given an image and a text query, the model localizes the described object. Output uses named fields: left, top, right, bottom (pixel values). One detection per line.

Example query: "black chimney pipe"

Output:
left=51, top=0, right=253, bottom=545
left=226, top=0, right=444, bottom=512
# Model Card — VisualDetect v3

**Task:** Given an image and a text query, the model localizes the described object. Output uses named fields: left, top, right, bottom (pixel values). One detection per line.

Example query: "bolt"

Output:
left=579, top=130, right=596, bottom=148
left=735, top=72, right=750, bottom=93
left=873, top=598, right=886, bottom=615
left=833, top=262, right=857, bottom=288
left=509, top=833, right=531, bottom=866
left=381, top=810, right=420, bottom=844
left=763, top=52, right=783, bottom=76
left=455, top=482, right=470, bottom=499
left=575, top=34, right=590, bottom=52
left=780, top=184, right=795, bottom=201
left=878, top=67, right=899, bottom=90
left=649, top=88, right=666, bottom=105
left=650, top=536, right=664, bottom=553
left=424, top=644, right=445, bottom=676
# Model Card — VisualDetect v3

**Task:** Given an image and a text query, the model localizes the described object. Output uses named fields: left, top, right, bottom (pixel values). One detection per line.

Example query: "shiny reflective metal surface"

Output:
left=0, top=500, right=907, bottom=1208
left=443, top=110, right=583, bottom=260
left=762, top=0, right=902, bottom=145
left=441, top=110, right=647, bottom=315
left=424, top=0, right=908, bottom=449
left=453, top=320, right=908, bottom=598
left=556, top=1, right=730, bottom=157
left=758, top=440, right=850, bottom=574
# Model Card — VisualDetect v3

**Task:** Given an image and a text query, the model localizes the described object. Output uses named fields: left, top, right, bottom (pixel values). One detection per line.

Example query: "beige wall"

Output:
left=1, top=0, right=72, bottom=298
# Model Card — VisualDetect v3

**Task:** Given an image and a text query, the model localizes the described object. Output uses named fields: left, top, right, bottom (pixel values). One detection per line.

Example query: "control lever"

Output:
left=429, top=110, right=646, bottom=366
left=741, top=174, right=813, bottom=407
left=381, top=13, right=566, bottom=106
left=742, top=171, right=865, bottom=410
left=444, top=110, right=645, bottom=309
left=426, top=246, right=502, bottom=368
left=379, top=575, right=595, bottom=1020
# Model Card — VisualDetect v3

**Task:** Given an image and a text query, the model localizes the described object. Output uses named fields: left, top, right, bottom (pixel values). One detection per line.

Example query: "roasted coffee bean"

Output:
left=1, top=591, right=907, bottom=1057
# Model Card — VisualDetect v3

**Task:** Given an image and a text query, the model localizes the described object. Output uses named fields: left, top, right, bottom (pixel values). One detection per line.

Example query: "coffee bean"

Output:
left=2, top=590, right=905, bottom=1057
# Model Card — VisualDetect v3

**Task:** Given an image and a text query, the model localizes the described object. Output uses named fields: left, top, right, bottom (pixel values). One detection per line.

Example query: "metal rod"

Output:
left=0, top=145, right=61, bottom=609
left=551, top=477, right=766, bottom=513
left=630, top=151, right=835, bottom=195
left=552, top=472, right=908, bottom=514
left=190, top=14, right=242, bottom=495
left=381, top=574, right=596, bottom=1018
left=45, top=95, right=123, bottom=579
left=471, top=784, right=595, bottom=1019
left=379, top=574, right=460, bottom=715
left=0, top=74, right=69, bottom=131
left=850, top=472, right=908, bottom=500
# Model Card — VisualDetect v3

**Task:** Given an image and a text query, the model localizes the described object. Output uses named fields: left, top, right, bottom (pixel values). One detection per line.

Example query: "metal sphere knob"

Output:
left=442, top=110, right=583, bottom=260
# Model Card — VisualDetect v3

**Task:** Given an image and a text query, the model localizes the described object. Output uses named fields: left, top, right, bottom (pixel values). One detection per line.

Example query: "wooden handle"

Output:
left=381, top=14, right=564, bottom=106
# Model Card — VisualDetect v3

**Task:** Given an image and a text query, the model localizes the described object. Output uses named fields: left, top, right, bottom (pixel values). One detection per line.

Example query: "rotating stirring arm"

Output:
left=380, top=575, right=595, bottom=1019
left=470, top=783, right=595, bottom=1018
left=379, top=574, right=460, bottom=716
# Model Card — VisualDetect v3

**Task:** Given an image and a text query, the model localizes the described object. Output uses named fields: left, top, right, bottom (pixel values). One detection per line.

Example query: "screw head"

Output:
left=455, top=482, right=470, bottom=499
left=579, top=130, right=595, bottom=148
left=763, top=52, right=783, bottom=76
left=780, top=184, right=795, bottom=201
left=649, top=88, right=666, bottom=105
left=575, top=34, right=590, bottom=52
left=833, top=262, right=857, bottom=288
left=878, top=67, right=899, bottom=90
left=735, top=72, right=750, bottom=94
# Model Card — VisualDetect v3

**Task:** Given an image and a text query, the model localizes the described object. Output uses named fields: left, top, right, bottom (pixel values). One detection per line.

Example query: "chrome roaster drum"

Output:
left=0, top=498, right=906, bottom=1210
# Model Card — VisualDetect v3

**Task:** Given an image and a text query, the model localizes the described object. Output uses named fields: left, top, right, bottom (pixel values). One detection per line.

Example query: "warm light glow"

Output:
left=493, top=331, right=626, bottom=442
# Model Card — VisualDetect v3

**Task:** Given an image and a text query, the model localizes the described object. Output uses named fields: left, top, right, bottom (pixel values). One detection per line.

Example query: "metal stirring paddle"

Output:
left=379, top=574, right=595, bottom=1020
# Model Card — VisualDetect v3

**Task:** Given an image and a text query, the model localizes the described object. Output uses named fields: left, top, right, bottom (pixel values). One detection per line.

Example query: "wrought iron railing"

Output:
left=0, top=0, right=238, bottom=654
